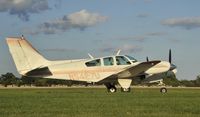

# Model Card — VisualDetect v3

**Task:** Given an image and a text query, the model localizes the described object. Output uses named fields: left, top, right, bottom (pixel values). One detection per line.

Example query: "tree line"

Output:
left=0, top=73, right=85, bottom=87
left=0, top=72, right=200, bottom=87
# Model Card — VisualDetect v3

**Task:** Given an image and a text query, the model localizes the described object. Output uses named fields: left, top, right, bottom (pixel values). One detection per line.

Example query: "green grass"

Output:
left=0, top=88, right=200, bottom=117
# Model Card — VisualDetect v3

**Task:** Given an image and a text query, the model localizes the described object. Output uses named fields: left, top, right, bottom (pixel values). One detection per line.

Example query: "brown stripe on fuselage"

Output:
left=51, top=68, right=121, bottom=75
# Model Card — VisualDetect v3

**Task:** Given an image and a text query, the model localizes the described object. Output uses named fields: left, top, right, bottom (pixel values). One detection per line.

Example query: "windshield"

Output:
left=125, top=55, right=137, bottom=62
left=116, top=56, right=131, bottom=65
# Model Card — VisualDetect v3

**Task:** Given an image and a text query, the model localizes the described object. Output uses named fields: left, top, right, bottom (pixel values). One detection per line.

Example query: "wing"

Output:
left=117, top=61, right=161, bottom=78
left=98, top=61, right=161, bottom=83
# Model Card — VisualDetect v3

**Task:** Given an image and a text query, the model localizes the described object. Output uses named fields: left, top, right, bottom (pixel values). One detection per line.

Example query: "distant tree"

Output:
left=15, top=79, right=23, bottom=87
left=62, top=80, right=74, bottom=87
left=163, top=74, right=180, bottom=87
left=194, top=75, right=200, bottom=87
left=180, top=80, right=196, bottom=87
left=46, top=79, right=60, bottom=86
left=34, top=78, right=48, bottom=86
left=21, top=76, right=35, bottom=86
left=0, top=73, right=17, bottom=87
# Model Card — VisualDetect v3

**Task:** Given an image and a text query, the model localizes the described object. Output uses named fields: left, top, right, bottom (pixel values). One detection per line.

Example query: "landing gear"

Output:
left=160, top=87, right=167, bottom=93
left=158, top=79, right=168, bottom=93
left=121, top=87, right=131, bottom=92
left=105, top=83, right=117, bottom=93
left=109, top=87, right=117, bottom=93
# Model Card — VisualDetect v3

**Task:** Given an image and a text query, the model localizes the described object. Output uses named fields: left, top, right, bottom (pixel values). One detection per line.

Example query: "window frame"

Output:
left=103, top=57, right=114, bottom=66
left=85, top=59, right=101, bottom=67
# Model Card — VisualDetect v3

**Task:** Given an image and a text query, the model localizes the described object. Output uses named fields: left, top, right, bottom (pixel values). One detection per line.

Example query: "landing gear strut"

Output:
left=158, top=80, right=167, bottom=93
left=105, top=83, right=117, bottom=93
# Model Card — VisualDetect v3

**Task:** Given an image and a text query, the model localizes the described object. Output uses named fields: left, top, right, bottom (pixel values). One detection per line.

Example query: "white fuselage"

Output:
left=6, top=37, right=171, bottom=83
left=41, top=57, right=170, bottom=83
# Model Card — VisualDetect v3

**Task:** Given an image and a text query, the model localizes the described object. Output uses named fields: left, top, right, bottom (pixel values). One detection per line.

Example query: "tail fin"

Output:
left=6, top=36, right=48, bottom=75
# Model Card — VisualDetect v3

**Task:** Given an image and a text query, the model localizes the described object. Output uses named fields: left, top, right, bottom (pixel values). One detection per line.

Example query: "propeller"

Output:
left=145, top=49, right=177, bottom=74
left=169, top=49, right=172, bottom=63
left=168, top=49, right=177, bottom=76
left=145, top=49, right=177, bottom=77
left=168, top=49, right=177, bottom=71
left=146, top=56, right=149, bottom=62
left=145, top=49, right=177, bottom=72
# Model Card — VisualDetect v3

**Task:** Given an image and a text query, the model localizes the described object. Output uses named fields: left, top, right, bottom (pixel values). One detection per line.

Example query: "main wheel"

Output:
left=121, top=87, right=131, bottom=92
left=160, top=87, right=167, bottom=93
left=105, top=83, right=117, bottom=93
left=109, top=86, right=117, bottom=93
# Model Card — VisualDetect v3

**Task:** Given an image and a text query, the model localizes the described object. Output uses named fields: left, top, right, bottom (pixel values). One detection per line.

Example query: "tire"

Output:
left=109, top=87, right=117, bottom=93
left=160, top=87, right=167, bottom=93
left=121, top=87, right=131, bottom=92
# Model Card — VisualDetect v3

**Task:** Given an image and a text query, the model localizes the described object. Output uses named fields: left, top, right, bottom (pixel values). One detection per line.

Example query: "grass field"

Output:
left=0, top=88, right=200, bottom=117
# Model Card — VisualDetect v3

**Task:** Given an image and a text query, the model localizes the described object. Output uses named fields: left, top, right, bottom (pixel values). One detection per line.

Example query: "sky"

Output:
left=0, top=0, right=200, bottom=80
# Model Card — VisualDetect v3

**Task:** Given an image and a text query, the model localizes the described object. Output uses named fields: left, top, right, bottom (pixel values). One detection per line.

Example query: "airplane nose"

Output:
left=170, top=64, right=177, bottom=71
left=158, top=61, right=171, bottom=69
left=145, top=61, right=170, bottom=74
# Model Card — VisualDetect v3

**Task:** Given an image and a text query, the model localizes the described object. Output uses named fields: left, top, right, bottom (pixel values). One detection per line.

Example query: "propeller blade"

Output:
left=146, top=56, right=149, bottom=62
left=168, top=49, right=177, bottom=71
left=169, top=49, right=172, bottom=63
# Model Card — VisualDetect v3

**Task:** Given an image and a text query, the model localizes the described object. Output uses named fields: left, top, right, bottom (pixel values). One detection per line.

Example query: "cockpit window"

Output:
left=125, top=55, right=137, bottom=62
left=85, top=59, right=101, bottom=67
left=103, top=57, right=114, bottom=66
left=116, top=56, right=131, bottom=65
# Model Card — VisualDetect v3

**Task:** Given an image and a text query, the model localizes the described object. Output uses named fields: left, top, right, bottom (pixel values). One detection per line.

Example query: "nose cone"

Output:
left=172, top=69, right=177, bottom=74
left=170, top=64, right=177, bottom=71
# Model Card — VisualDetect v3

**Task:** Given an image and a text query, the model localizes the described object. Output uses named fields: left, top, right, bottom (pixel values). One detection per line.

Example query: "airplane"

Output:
left=6, top=36, right=177, bottom=93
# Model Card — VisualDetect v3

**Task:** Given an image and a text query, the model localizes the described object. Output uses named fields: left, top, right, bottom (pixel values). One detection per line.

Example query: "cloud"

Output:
left=120, top=44, right=142, bottom=52
left=145, top=32, right=168, bottom=36
left=137, top=13, right=150, bottom=18
left=161, top=17, right=200, bottom=29
left=39, top=48, right=77, bottom=52
left=117, top=32, right=168, bottom=42
left=28, top=9, right=108, bottom=34
left=168, top=38, right=180, bottom=43
left=120, top=36, right=146, bottom=42
left=144, top=0, right=153, bottom=3
left=0, top=0, right=49, bottom=21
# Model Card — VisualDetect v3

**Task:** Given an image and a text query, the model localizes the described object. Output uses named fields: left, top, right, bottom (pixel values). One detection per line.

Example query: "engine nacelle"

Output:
left=145, top=61, right=170, bottom=74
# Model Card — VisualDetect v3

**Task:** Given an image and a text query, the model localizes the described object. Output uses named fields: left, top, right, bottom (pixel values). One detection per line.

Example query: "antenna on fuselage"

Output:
left=116, top=49, right=121, bottom=56
left=88, top=53, right=94, bottom=59
left=21, top=35, right=24, bottom=40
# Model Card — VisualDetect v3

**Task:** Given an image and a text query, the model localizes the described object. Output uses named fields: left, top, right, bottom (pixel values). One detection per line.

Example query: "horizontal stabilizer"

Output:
left=25, top=67, right=52, bottom=77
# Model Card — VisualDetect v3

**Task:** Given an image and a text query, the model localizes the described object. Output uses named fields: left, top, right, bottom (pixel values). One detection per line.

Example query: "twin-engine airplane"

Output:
left=6, top=36, right=177, bottom=93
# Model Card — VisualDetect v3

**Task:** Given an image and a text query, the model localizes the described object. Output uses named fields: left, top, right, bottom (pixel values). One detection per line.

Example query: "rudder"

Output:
left=6, top=37, right=48, bottom=75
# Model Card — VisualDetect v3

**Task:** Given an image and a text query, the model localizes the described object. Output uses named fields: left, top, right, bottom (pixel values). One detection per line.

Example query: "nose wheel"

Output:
left=158, top=80, right=167, bottom=93
left=160, top=87, right=167, bottom=93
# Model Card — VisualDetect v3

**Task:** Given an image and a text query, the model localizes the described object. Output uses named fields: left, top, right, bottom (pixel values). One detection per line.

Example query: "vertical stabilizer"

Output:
left=6, top=37, right=48, bottom=75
